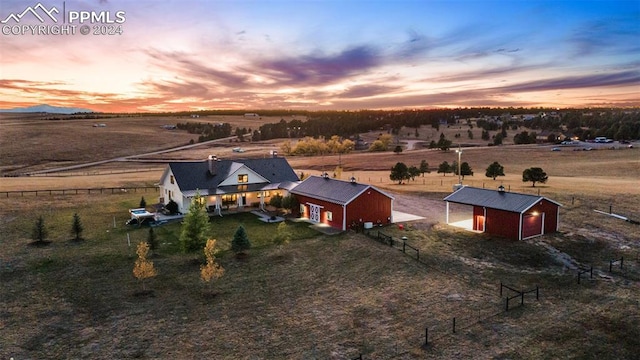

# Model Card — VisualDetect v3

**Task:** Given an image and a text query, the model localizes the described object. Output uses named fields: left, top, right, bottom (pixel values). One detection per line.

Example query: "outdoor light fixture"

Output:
left=455, top=145, right=462, bottom=184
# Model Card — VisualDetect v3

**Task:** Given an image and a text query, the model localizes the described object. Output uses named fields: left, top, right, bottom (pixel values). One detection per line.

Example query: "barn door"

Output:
left=309, top=204, right=321, bottom=223
left=522, top=214, right=543, bottom=239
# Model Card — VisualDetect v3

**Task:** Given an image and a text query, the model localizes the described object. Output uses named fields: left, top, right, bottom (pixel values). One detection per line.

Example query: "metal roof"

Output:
left=443, top=186, right=561, bottom=213
left=167, top=157, right=299, bottom=193
left=291, top=175, right=394, bottom=205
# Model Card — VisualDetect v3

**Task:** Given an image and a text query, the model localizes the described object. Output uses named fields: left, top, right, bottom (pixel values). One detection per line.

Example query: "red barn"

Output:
left=291, top=175, right=394, bottom=231
left=443, top=186, right=561, bottom=240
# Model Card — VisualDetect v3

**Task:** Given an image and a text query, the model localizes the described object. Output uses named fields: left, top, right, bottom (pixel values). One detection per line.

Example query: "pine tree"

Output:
left=419, top=160, right=430, bottom=176
left=139, top=196, right=147, bottom=209
left=32, top=215, right=48, bottom=244
left=231, top=225, right=251, bottom=256
left=133, top=242, right=157, bottom=291
left=71, top=212, right=83, bottom=241
left=200, top=239, right=224, bottom=286
left=147, top=227, right=159, bottom=255
left=179, top=192, right=211, bottom=253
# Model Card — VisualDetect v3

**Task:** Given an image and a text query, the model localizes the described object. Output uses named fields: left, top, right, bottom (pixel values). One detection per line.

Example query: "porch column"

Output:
left=215, top=196, right=222, bottom=216
left=445, top=201, right=450, bottom=224
left=260, top=192, right=265, bottom=211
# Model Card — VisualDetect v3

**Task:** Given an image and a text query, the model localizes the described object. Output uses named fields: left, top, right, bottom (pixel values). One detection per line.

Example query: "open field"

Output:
left=0, top=114, right=301, bottom=174
left=1, top=115, right=639, bottom=358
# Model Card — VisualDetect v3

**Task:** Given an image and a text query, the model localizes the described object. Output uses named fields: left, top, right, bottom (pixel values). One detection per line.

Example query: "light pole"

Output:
left=455, top=145, right=462, bottom=184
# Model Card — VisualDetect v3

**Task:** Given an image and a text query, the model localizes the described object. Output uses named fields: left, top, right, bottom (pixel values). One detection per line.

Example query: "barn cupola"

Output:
left=498, top=185, right=505, bottom=193
left=322, top=172, right=330, bottom=179
left=208, top=155, right=218, bottom=175
left=350, top=176, right=357, bottom=184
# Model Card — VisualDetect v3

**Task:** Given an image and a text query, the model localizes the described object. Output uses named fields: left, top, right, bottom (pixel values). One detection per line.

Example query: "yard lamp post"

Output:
left=455, top=145, right=462, bottom=184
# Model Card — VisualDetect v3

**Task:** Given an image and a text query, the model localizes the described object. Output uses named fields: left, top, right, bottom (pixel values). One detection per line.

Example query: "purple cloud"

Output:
left=258, top=45, right=380, bottom=86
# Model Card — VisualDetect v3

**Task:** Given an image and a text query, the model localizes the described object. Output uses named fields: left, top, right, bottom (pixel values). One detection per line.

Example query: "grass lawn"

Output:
left=2, top=192, right=639, bottom=359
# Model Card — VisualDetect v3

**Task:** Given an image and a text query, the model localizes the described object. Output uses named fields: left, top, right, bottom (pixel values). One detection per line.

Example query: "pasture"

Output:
left=1, top=114, right=639, bottom=359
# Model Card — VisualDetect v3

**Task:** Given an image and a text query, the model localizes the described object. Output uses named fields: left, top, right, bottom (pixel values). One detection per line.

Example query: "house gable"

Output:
left=218, top=163, right=269, bottom=187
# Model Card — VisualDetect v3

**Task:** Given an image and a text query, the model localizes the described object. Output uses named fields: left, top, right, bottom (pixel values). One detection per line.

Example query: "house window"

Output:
left=222, top=194, right=237, bottom=202
left=170, top=175, right=174, bottom=184
left=257, top=191, right=270, bottom=198
left=237, top=184, right=248, bottom=191
left=326, top=211, right=333, bottom=221
left=238, top=174, right=248, bottom=183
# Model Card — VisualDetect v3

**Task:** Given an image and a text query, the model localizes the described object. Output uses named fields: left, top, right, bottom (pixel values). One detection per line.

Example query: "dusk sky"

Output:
left=1, top=0, right=639, bottom=112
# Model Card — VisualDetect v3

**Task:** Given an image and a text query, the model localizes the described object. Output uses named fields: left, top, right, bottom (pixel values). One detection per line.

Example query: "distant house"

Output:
left=244, top=113, right=259, bottom=118
left=443, top=186, right=561, bottom=240
left=158, top=154, right=299, bottom=215
left=291, top=175, right=394, bottom=231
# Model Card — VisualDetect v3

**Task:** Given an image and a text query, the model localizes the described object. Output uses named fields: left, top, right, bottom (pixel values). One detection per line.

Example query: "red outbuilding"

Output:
left=443, top=186, right=561, bottom=240
left=291, top=175, right=394, bottom=231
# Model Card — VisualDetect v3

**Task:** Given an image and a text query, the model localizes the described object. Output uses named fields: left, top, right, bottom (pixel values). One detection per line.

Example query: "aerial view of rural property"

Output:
left=1, top=0, right=639, bottom=359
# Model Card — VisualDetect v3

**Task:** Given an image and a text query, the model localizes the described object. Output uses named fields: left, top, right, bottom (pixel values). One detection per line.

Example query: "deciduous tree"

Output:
left=133, top=242, right=157, bottom=291
left=389, top=162, right=410, bottom=184
left=485, top=162, right=505, bottom=180
left=522, top=167, right=548, bottom=187
left=200, top=239, right=224, bottom=285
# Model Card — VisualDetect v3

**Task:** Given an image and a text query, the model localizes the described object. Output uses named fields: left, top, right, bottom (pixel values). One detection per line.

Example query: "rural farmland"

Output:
left=0, top=113, right=639, bottom=359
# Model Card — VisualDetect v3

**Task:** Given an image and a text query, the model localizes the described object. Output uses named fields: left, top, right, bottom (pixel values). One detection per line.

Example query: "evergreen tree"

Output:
left=179, top=192, right=211, bottom=253
left=437, top=161, right=452, bottom=176
left=147, top=227, right=159, bottom=255
left=393, top=145, right=403, bottom=154
left=32, top=215, right=48, bottom=244
left=419, top=160, right=430, bottom=176
left=460, top=162, right=474, bottom=179
left=231, top=225, right=251, bottom=256
left=485, top=161, right=505, bottom=180
left=71, top=212, right=83, bottom=241
left=408, top=166, right=421, bottom=181
left=139, top=196, right=146, bottom=209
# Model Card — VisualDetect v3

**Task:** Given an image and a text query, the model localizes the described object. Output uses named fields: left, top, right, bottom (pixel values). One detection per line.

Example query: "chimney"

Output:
left=208, top=155, right=217, bottom=175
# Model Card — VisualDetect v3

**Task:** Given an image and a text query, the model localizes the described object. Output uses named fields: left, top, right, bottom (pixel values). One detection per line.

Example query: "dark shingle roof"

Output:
left=169, top=157, right=299, bottom=192
left=291, top=175, right=393, bottom=205
left=443, top=186, right=560, bottom=213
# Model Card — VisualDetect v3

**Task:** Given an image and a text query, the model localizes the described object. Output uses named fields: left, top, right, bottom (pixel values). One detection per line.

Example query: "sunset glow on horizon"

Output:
left=1, top=0, right=639, bottom=113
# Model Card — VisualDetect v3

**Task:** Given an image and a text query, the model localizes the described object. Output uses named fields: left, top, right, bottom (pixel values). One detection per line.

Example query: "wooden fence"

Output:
left=0, top=186, right=158, bottom=198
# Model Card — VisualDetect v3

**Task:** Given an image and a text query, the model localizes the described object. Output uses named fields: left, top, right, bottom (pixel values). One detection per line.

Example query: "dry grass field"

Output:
left=1, top=115, right=639, bottom=359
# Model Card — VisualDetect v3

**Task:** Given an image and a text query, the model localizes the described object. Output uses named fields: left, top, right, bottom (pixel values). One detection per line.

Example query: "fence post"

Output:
left=500, top=282, right=502, bottom=297
left=505, top=297, right=509, bottom=312
left=577, top=271, right=581, bottom=284
left=425, top=327, right=428, bottom=346
left=403, top=242, right=406, bottom=253
left=536, top=286, right=539, bottom=300
left=452, top=317, right=456, bottom=333
left=610, top=260, right=613, bottom=272
left=621, top=257, right=624, bottom=268
left=590, top=266, right=593, bottom=279
left=417, top=249, right=420, bottom=261
left=521, top=291, right=524, bottom=306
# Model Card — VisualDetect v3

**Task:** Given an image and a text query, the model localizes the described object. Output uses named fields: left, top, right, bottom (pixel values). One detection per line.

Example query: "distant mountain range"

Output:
left=0, top=104, right=95, bottom=114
